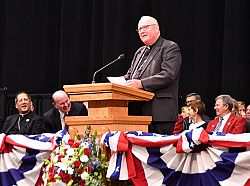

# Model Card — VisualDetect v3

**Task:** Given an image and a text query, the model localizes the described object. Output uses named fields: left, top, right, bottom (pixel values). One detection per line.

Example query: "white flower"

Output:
left=53, top=155, right=59, bottom=163
left=64, top=155, right=70, bottom=162
left=81, top=171, right=89, bottom=180
left=67, top=167, right=74, bottom=175
left=66, top=148, right=75, bottom=156
left=51, top=181, right=67, bottom=186
left=82, top=142, right=89, bottom=149
left=80, top=154, right=89, bottom=162
left=54, top=162, right=67, bottom=171
left=61, top=134, right=70, bottom=144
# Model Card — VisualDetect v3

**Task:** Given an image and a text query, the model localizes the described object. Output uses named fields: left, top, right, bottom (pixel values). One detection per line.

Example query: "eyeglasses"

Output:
left=186, top=100, right=195, bottom=105
left=136, top=24, right=157, bottom=33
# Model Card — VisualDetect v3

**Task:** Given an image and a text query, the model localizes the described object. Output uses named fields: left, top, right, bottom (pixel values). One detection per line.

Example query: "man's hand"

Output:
left=124, top=79, right=143, bottom=89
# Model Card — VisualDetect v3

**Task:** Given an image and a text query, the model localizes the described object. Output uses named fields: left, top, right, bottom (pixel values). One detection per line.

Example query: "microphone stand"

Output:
left=92, top=54, right=125, bottom=84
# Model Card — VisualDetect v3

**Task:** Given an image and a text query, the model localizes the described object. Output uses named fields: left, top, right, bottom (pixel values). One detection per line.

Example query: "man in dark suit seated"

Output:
left=173, top=93, right=210, bottom=134
left=43, top=90, right=88, bottom=133
left=2, top=91, right=46, bottom=135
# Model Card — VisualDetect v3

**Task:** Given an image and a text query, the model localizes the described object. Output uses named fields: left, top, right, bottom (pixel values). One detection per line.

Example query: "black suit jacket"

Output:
left=43, top=102, right=88, bottom=133
left=124, top=37, right=182, bottom=122
left=2, top=112, right=45, bottom=135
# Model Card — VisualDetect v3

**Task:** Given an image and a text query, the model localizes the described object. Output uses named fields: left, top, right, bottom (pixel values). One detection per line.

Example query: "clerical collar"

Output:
left=19, top=112, right=32, bottom=117
left=147, top=36, right=161, bottom=49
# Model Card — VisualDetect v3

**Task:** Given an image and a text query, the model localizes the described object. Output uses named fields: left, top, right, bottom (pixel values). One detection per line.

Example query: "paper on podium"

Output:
left=107, top=76, right=127, bottom=85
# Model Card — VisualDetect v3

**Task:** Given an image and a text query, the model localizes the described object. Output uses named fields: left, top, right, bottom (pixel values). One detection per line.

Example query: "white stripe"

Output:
left=7, top=135, right=54, bottom=150
left=0, top=146, right=27, bottom=172
left=108, top=131, right=121, bottom=152
left=181, top=131, right=192, bottom=153
left=119, top=153, right=129, bottom=180
left=192, top=128, right=203, bottom=145
left=17, top=151, right=51, bottom=185
left=132, top=145, right=164, bottom=186
left=210, top=133, right=250, bottom=142
left=219, top=151, right=250, bottom=186
left=142, top=163, right=165, bottom=186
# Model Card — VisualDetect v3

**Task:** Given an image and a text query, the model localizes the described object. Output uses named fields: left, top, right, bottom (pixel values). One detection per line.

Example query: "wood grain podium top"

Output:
left=63, top=83, right=154, bottom=101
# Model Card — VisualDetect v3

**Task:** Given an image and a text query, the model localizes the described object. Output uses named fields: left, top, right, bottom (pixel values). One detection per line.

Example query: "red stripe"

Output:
left=209, top=140, right=250, bottom=147
left=4, top=137, right=30, bottom=148
left=176, top=136, right=184, bottom=153
left=244, top=178, right=250, bottom=186
left=125, top=144, right=136, bottom=178
left=127, top=137, right=178, bottom=147
left=0, top=135, right=7, bottom=152
left=130, top=155, right=148, bottom=186
left=117, top=132, right=129, bottom=152
left=199, top=129, right=209, bottom=144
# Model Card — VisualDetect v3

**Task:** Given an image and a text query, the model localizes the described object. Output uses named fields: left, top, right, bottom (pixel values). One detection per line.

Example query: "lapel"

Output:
left=139, top=37, right=163, bottom=77
left=131, top=46, right=148, bottom=77
left=19, top=112, right=34, bottom=133
left=54, top=109, right=63, bottom=130
left=5, top=114, right=19, bottom=134
left=223, top=114, right=234, bottom=132
left=210, top=117, right=219, bottom=130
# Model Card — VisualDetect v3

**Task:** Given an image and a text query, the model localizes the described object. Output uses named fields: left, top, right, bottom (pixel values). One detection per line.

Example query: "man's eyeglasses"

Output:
left=136, top=24, right=157, bottom=33
left=186, top=100, right=195, bottom=105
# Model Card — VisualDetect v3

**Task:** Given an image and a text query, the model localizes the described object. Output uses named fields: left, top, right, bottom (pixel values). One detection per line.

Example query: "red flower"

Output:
left=72, top=141, right=81, bottom=148
left=58, top=155, right=64, bottom=161
left=74, top=161, right=81, bottom=167
left=48, top=165, right=55, bottom=172
left=84, top=148, right=91, bottom=156
left=49, top=172, right=55, bottom=179
left=79, top=179, right=86, bottom=186
left=73, top=177, right=79, bottom=183
left=78, top=168, right=83, bottom=174
left=50, top=178, right=56, bottom=183
left=58, top=171, right=64, bottom=177
left=68, top=139, right=75, bottom=145
left=87, top=165, right=93, bottom=173
left=62, top=173, right=71, bottom=183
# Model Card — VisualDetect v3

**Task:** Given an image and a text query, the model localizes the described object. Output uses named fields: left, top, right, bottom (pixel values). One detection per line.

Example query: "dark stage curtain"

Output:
left=0, top=87, right=7, bottom=131
left=0, top=0, right=249, bottom=118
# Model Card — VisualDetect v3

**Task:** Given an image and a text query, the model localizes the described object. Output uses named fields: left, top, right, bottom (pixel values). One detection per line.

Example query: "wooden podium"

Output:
left=63, top=83, right=154, bottom=135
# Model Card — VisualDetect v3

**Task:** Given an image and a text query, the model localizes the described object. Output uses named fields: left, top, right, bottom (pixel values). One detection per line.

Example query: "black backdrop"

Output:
left=0, top=0, right=250, bottom=117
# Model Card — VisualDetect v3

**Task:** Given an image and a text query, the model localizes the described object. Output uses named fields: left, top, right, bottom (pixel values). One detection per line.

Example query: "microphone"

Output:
left=92, top=54, right=125, bottom=84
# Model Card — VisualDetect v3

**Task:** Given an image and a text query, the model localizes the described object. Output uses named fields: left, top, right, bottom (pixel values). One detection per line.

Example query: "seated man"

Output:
left=2, top=91, right=45, bottom=135
left=173, top=93, right=210, bottom=134
left=206, top=94, right=246, bottom=134
left=43, top=90, right=88, bottom=133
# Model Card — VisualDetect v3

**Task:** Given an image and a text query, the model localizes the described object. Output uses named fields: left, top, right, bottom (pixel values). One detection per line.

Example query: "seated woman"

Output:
left=173, top=100, right=207, bottom=134
left=188, top=100, right=207, bottom=130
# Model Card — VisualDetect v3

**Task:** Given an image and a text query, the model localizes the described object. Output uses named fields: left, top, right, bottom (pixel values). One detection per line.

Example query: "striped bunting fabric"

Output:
left=101, top=128, right=250, bottom=186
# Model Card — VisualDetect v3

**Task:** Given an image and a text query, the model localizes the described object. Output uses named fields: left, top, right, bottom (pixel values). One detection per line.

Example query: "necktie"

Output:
left=63, top=113, right=68, bottom=130
left=214, top=117, right=223, bottom=133
left=132, top=47, right=150, bottom=79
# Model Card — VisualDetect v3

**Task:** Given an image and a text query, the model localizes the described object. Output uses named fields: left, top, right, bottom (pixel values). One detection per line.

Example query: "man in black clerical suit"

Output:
left=124, top=16, right=182, bottom=135
left=43, top=90, right=88, bottom=133
left=2, top=91, right=45, bottom=135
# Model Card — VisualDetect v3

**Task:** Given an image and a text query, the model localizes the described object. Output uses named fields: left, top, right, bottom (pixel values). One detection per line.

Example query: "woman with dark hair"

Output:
left=188, top=100, right=207, bottom=130
left=173, top=100, right=207, bottom=134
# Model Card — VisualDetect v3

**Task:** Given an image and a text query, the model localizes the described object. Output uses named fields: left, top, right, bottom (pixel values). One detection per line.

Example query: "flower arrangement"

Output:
left=42, top=126, right=109, bottom=186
